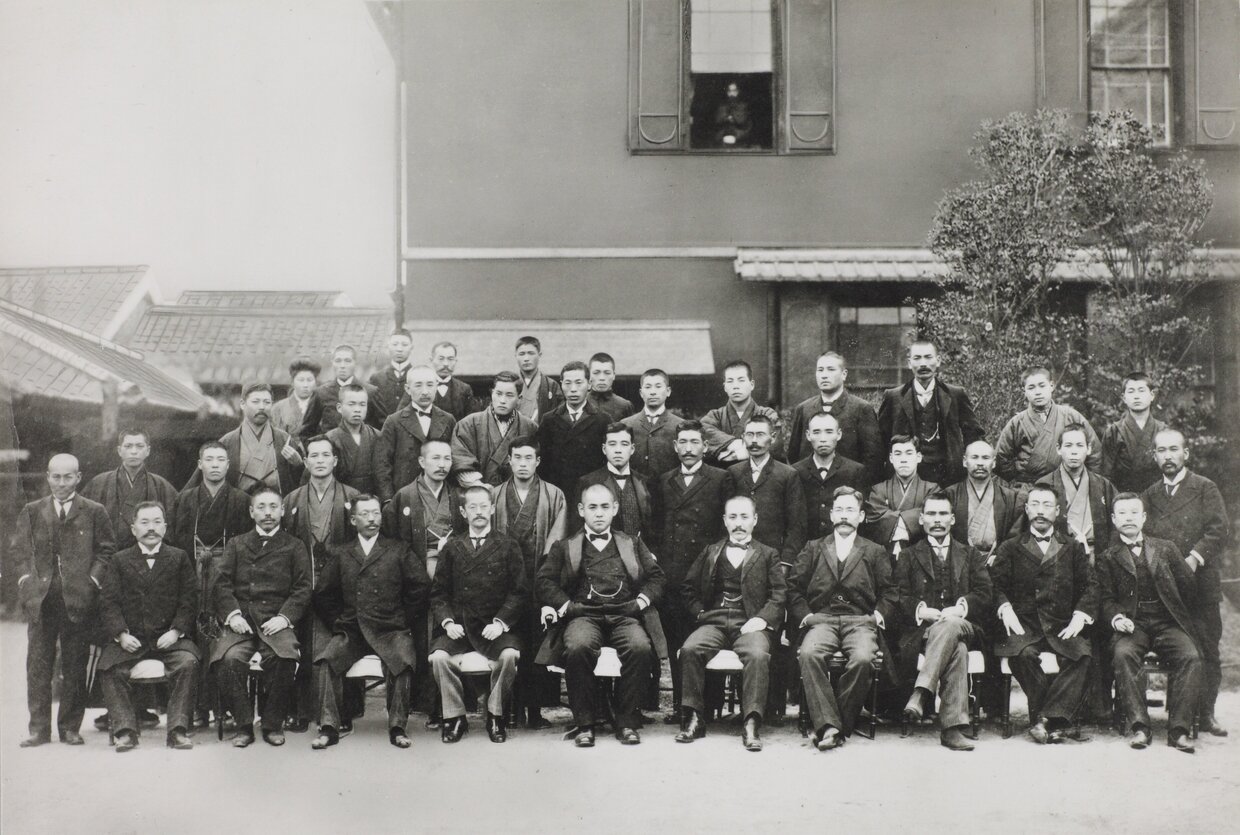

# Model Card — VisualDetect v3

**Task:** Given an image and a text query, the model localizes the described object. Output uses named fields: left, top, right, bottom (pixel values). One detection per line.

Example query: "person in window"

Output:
left=713, top=81, right=752, bottom=149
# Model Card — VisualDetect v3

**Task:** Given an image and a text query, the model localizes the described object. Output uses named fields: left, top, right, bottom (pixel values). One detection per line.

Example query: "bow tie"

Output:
left=727, top=541, right=749, bottom=549
left=587, top=532, right=610, bottom=543
left=1033, top=535, right=1053, bottom=544
left=416, top=409, right=432, bottom=418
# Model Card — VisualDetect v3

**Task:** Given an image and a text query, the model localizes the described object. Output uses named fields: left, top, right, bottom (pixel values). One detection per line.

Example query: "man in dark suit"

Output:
left=786, top=351, right=883, bottom=481
left=726, top=414, right=806, bottom=569
left=897, top=492, right=992, bottom=751
left=375, top=365, right=457, bottom=504
left=702, top=360, right=784, bottom=465
left=82, top=428, right=177, bottom=551
left=16, top=454, right=116, bottom=747
left=793, top=412, right=869, bottom=541
left=428, top=486, right=528, bottom=744
left=211, top=488, right=312, bottom=747
left=587, top=352, right=634, bottom=422
left=944, top=440, right=1025, bottom=563
left=450, top=371, right=538, bottom=486
left=325, top=383, right=382, bottom=495
left=535, top=360, right=608, bottom=500
left=789, top=487, right=896, bottom=750
left=301, top=344, right=384, bottom=439
left=514, top=335, right=563, bottom=422
left=367, top=328, right=413, bottom=421
left=877, top=340, right=983, bottom=485
left=1142, top=428, right=1230, bottom=736
left=621, top=368, right=684, bottom=480
left=990, top=486, right=1097, bottom=744
left=311, top=495, right=428, bottom=750
left=536, top=483, right=666, bottom=747
left=576, top=423, right=655, bottom=541
left=1098, top=493, right=1202, bottom=752
left=98, top=501, right=199, bottom=752
left=211, top=383, right=304, bottom=496
left=431, top=340, right=478, bottom=421
left=675, top=496, right=786, bottom=751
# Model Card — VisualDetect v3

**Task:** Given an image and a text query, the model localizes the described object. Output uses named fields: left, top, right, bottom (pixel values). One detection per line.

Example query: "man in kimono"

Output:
left=995, top=367, right=1100, bottom=485
left=218, top=383, right=304, bottom=496
left=786, top=351, right=883, bottom=482
left=325, top=383, right=382, bottom=495
left=944, top=440, right=1024, bottom=564
left=271, top=358, right=321, bottom=437
left=1100, top=372, right=1168, bottom=494
left=865, top=436, right=938, bottom=560
left=587, top=352, right=634, bottom=422
left=450, top=371, right=538, bottom=486
left=621, top=368, right=684, bottom=480
left=702, top=360, right=784, bottom=465
left=82, top=428, right=177, bottom=551
left=514, top=335, right=563, bottom=422
left=368, top=328, right=414, bottom=421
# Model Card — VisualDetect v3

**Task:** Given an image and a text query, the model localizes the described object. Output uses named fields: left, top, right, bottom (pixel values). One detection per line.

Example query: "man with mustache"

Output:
left=376, top=365, right=458, bottom=503
left=944, top=441, right=1024, bottom=566
left=210, top=383, right=304, bottom=496
left=675, top=495, right=785, bottom=752
left=989, top=486, right=1097, bottom=744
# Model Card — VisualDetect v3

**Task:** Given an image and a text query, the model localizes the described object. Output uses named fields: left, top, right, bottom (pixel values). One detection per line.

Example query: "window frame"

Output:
left=832, top=304, right=918, bottom=392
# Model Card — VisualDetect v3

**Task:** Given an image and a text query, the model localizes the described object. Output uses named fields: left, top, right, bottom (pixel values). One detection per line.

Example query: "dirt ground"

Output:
left=2, top=621, right=1238, bottom=835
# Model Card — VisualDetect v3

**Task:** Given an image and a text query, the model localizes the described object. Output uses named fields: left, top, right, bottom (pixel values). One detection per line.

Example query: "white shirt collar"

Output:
left=392, top=360, right=410, bottom=373
left=138, top=542, right=161, bottom=555
left=54, top=494, right=75, bottom=508
left=750, top=454, right=770, bottom=474
left=438, top=375, right=452, bottom=384
left=358, top=533, right=379, bottom=554
left=681, top=461, right=703, bottom=475
left=1164, top=467, right=1188, bottom=487
left=336, top=376, right=356, bottom=387
left=644, top=407, right=666, bottom=418
left=834, top=530, right=857, bottom=549
left=927, top=535, right=950, bottom=551
left=820, top=389, right=844, bottom=405
left=914, top=378, right=936, bottom=396
left=469, top=526, right=492, bottom=539
left=256, top=526, right=280, bottom=538
left=812, top=453, right=836, bottom=470
left=1120, top=535, right=1144, bottom=547
left=608, top=467, right=631, bottom=478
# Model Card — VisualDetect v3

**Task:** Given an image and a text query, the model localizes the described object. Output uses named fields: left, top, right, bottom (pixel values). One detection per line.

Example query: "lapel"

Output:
left=675, top=469, right=707, bottom=505
left=462, top=535, right=499, bottom=574
left=949, top=540, right=968, bottom=589
left=1161, top=473, right=1196, bottom=513
left=40, top=496, right=58, bottom=529
left=899, top=382, right=916, bottom=425
left=1114, top=541, right=1137, bottom=577
left=123, top=549, right=152, bottom=586
left=62, top=494, right=84, bottom=524
left=1042, top=535, right=1062, bottom=565
left=398, top=407, right=427, bottom=442
left=703, top=542, right=723, bottom=595
left=566, top=403, right=597, bottom=437
left=739, top=543, right=758, bottom=582
left=839, top=539, right=864, bottom=582
left=146, top=547, right=172, bottom=585
left=820, top=538, right=841, bottom=580
left=359, top=538, right=384, bottom=572
left=428, top=408, right=453, bottom=440
left=1017, top=534, right=1046, bottom=567
left=913, top=541, right=935, bottom=581
left=750, top=461, right=771, bottom=491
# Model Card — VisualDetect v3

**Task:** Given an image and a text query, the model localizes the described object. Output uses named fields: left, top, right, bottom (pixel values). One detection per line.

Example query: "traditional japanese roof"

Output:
left=175, top=290, right=353, bottom=308
left=0, top=265, right=158, bottom=338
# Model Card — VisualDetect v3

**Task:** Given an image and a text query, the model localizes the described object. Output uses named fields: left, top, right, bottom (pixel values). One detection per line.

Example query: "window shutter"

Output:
left=1034, top=0, right=1088, bottom=124
left=781, top=0, right=835, bottom=153
left=628, top=0, right=686, bottom=152
left=1187, top=0, right=1240, bottom=147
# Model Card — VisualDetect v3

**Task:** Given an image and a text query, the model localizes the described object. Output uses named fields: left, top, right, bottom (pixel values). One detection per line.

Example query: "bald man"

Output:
left=16, top=454, right=116, bottom=746
left=375, top=365, right=458, bottom=503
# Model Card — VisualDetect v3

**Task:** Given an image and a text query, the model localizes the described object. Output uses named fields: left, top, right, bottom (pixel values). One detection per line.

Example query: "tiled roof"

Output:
left=176, top=290, right=353, bottom=308
left=0, top=300, right=206, bottom=412
left=0, top=266, right=156, bottom=338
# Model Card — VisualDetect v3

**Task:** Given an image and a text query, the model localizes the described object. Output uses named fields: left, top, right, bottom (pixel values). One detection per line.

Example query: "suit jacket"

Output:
left=989, top=532, right=1098, bottom=660
left=168, top=482, right=251, bottom=554
left=282, top=480, right=359, bottom=584
left=621, top=410, right=685, bottom=480
left=575, top=467, right=655, bottom=540
left=534, top=401, right=608, bottom=494
left=374, top=404, right=457, bottom=503
left=786, top=390, right=883, bottom=481
left=300, top=378, right=384, bottom=441
left=15, top=495, right=115, bottom=624
left=313, top=535, right=428, bottom=675
left=896, top=538, right=992, bottom=651
left=324, top=424, right=382, bottom=495
left=864, top=474, right=937, bottom=548
left=944, top=478, right=1025, bottom=553
left=657, top=464, right=729, bottom=587
left=368, top=364, right=409, bottom=422
left=680, top=539, right=786, bottom=627
left=81, top=468, right=178, bottom=550
left=877, top=378, right=983, bottom=484
left=1036, top=468, right=1116, bottom=553
left=429, top=532, right=527, bottom=657
left=702, top=399, right=785, bottom=463
left=1141, top=470, right=1229, bottom=604
left=210, top=529, right=312, bottom=663
left=1095, top=536, right=1199, bottom=639
left=205, top=423, right=304, bottom=496
left=380, top=480, right=467, bottom=565
left=97, top=544, right=200, bottom=670
left=450, top=409, right=539, bottom=485
left=727, top=459, right=807, bottom=568
left=793, top=454, right=870, bottom=541
left=433, top=377, right=478, bottom=422
left=786, top=535, right=897, bottom=626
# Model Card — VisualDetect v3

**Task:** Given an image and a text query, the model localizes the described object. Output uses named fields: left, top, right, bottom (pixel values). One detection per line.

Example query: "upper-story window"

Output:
left=1088, top=0, right=1173, bottom=146
left=689, top=0, right=775, bottom=150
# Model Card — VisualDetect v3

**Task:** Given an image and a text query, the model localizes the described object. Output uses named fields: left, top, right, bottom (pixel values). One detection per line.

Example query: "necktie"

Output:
left=471, top=537, right=485, bottom=550
left=587, top=532, right=609, bottom=543
left=648, top=414, right=658, bottom=426
left=1166, top=483, right=1174, bottom=497
left=818, top=468, right=830, bottom=481
left=935, top=546, right=947, bottom=562
left=57, top=503, right=66, bottom=522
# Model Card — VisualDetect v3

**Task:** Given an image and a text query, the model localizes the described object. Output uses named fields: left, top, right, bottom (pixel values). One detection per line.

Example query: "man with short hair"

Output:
left=878, top=341, right=983, bottom=485
left=943, top=440, right=1025, bottom=564
left=1141, top=428, right=1230, bottom=736
left=450, top=371, right=538, bottom=486
left=98, top=501, right=199, bottom=752
left=621, top=368, right=684, bottom=480
left=676, top=495, right=785, bottom=751
left=375, top=365, right=457, bottom=503
left=996, top=367, right=1101, bottom=485
left=272, top=358, right=321, bottom=436
left=535, top=360, right=608, bottom=500
left=82, top=428, right=177, bottom=551
left=727, top=414, right=806, bottom=569
left=1100, top=372, right=1168, bottom=494
left=576, top=422, right=654, bottom=541
left=514, top=336, right=563, bottom=422
left=1036, top=424, right=1116, bottom=556
left=786, top=352, right=883, bottom=481
left=793, top=412, right=869, bottom=541
left=429, top=486, right=528, bottom=743
left=430, top=340, right=478, bottom=421
left=215, top=383, right=304, bottom=495
left=702, top=360, right=784, bottom=465
left=325, top=383, right=382, bottom=495
left=368, top=329, right=414, bottom=420
left=587, top=352, right=634, bottom=422
left=301, top=344, right=384, bottom=439
left=16, top=454, right=116, bottom=747
left=865, top=436, right=938, bottom=559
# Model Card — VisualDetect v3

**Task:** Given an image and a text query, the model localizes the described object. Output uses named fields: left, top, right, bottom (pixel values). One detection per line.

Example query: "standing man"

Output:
left=211, top=488, right=311, bottom=748
left=429, top=486, right=528, bottom=744
left=1142, top=428, right=1230, bottom=737
left=675, top=495, right=785, bottom=752
left=1100, top=372, right=1168, bottom=494
left=311, top=495, right=428, bottom=750
left=16, top=454, right=115, bottom=747
left=368, top=328, right=414, bottom=421
left=450, top=371, right=538, bottom=486
left=944, top=440, right=1025, bottom=564
left=375, top=365, right=457, bottom=504
left=587, top=352, right=634, bottom=422
left=216, top=383, right=304, bottom=496
left=865, top=436, right=938, bottom=559
left=792, top=412, right=869, bottom=541
left=989, top=486, right=1097, bottom=743
left=1036, top=424, right=1116, bottom=557
left=535, top=360, right=608, bottom=500
left=514, top=335, right=563, bottom=422
left=431, top=340, right=478, bottom=421
left=727, top=415, right=806, bottom=569
left=301, top=344, right=383, bottom=438
left=786, top=352, right=883, bottom=481
left=702, top=360, right=784, bottom=465
left=82, top=428, right=177, bottom=551
left=97, top=501, right=199, bottom=752
left=995, top=367, right=1100, bottom=485
left=325, top=383, right=382, bottom=495
left=271, top=358, right=321, bottom=437
left=576, top=423, right=655, bottom=542
left=878, top=340, right=983, bottom=486
left=621, top=368, right=684, bottom=480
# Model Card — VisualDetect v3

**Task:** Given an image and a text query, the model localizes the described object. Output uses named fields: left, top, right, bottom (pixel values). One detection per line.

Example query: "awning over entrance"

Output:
left=401, top=320, right=716, bottom=376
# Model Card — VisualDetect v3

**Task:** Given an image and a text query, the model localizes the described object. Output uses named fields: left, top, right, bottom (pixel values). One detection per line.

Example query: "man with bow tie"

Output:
left=576, top=423, right=655, bottom=542
left=430, top=340, right=478, bottom=421
left=451, top=371, right=538, bottom=487
left=989, top=486, right=1097, bottom=744
left=98, top=501, right=200, bottom=752
left=376, top=365, right=458, bottom=504
left=786, top=352, right=883, bottom=482
left=428, top=486, right=528, bottom=743
left=621, top=368, right=684, bottom=480
left=675, top=495, right=786, bottom=751
left=1096, top=493, right=1202, bottom=752
left=793, top=412, right=870, bottom=541
left=368, top=328, right=414, bottom=421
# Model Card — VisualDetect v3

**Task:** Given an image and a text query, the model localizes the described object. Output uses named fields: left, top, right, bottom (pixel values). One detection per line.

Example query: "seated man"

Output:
left=675, top=495, right=785, bottom=752
left=535, top=483, right=666, bottom=748
left=429, top=486, right=528, bottom=744
left=990, top=486, right=1096, bottom=744
left=311, top=495, right=428, bottom=750
left=788, top=487, right=896, bottom=751
left=98, top=501, right=200, bottom=752
left=1097, top=493, right=1201, bottom=753
left=897, top=492, right=992, bottom=752
left=210, top=488, right=312, bottom=748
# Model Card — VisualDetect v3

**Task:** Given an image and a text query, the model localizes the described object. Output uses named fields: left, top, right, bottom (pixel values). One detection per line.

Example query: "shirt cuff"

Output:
left=874, top=611, right=885, bottom=629
left=226, top=609, right=242, bottom=623
left=493, top=618, right=508, bottom=632
left=441, top=618, right=455, bottom=629
left=1111, top=614, right=1126, bottom=630
left=1074, top=610, right=1093, bottom=625
left=915, top=601, right=927, bottom=625
left=557, top=601, right=569, bottom=618
left=997, top=602, right=1013, bottom=619
left=1188, top=551, right=1205, bottom=569
left=637, top=594, right=651, bottom=610
left=956, top=597, right=969, bottom=618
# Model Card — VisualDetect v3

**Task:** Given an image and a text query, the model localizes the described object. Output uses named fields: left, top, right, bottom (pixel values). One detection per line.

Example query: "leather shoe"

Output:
left=903, top=688, right=928, bottom=723
left=1168, top=732, right=1196, bottom=754
left=574, top=727, right=595, bottom=748
left=1027, top=721, right=1050, bottom=744
left=310, top=728, right=338, bottom=750
left=940, top=727, right=975, bottom=751
left=339, top=720, right=354, bottom=737
left=1129, top=728, right=1151, bottom=750
left=486, top=713, right=508, bottom=744
left=60, top=730, right=85, bottom=746
left=93, top=713, right=111, bottom=732
left=167, top=729, right=192, bottom=750
left=815, top=727, right=843, bottom=751
left=742, top=717, right=763, bottom=752
left=1201, top=718, right=1228, bottom=737
left=231, top=731, right=255, bottom=748
left=662, top=711, right=682, bottom=726
left=390, top=728, right=412, bottom=749
left=285, top=717, right=310, bottom=733
left=674, top=710, right=705, bottom=743
left=114, top=731, right=138, bottom=753
left=138, top=710, right=160, bottom=729
left=441, top=716, right=468, bottom=743
left=19, top=734, right=51, bottom=748
left=262, top=729, right=286, bottom=747
left=525, top=711, right=552, bottom=730
left=618, top=727, right=641, bottom=745
left=425, top=715, right=442, bottom=730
